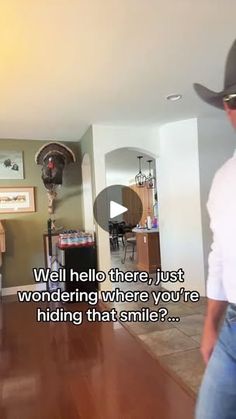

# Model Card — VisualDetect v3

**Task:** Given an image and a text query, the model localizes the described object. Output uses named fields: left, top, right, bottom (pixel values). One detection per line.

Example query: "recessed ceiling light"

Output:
left=166, top=94, right=182, bottom=101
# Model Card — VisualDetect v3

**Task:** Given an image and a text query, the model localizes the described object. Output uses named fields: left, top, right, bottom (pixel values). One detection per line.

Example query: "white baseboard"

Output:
left=2, top=283, right=47, bottom=296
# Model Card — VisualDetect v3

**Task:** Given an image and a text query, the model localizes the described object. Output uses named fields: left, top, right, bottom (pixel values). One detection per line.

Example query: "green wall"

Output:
left=0, top=139, right=82, bottom=289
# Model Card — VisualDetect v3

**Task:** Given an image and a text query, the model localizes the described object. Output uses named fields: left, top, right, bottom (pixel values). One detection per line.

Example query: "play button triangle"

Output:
left=110, top=201, right=128, bottom=219
left=93, top=185, right=143, bottom=232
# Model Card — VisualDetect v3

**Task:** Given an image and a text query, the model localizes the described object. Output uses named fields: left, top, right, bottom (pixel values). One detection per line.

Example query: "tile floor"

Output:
left=110, top=246, right=207, bottom=395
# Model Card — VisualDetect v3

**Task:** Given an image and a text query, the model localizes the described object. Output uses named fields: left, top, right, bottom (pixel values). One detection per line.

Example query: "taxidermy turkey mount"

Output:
left=35, top=142, right=76, bottom=214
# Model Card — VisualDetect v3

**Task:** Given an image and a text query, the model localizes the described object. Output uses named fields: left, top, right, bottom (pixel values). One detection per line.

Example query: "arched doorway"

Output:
left=91, top=125, right=159, bottom=292
left=105, top=147, right=159, bottom=282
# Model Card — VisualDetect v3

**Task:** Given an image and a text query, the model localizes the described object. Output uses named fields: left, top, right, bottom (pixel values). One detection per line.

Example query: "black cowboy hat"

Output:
left=193, top=39, right=236, bottom=109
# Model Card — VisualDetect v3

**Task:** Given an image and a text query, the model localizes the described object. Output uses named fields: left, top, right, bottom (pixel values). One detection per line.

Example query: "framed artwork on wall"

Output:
left=0, top=187, right=35, bottom=213
left=0, top=151, right=24, bottom=179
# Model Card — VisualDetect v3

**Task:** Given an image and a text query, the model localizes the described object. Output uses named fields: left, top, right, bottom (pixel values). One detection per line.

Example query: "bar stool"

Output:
left=121, top=232, right=136, bottom=264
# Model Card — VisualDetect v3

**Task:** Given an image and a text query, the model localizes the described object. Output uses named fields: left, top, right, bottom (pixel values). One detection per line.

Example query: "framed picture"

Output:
left=0, top=151, right=24, bottom=179
left=0, top=187, right=35, bottom=213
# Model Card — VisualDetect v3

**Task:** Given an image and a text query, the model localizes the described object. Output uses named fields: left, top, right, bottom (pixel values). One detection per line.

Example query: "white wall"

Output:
left=158, top=118, right=205, bottom=295
left=91, top=125, right=159, bottom=290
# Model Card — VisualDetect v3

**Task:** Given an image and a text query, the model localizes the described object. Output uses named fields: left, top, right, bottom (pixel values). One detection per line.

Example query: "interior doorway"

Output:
left=105, top=147, right=160, bottom=286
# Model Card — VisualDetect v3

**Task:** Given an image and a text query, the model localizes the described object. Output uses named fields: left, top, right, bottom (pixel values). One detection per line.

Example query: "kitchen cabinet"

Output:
left=134, top=228, right=161, bottom=273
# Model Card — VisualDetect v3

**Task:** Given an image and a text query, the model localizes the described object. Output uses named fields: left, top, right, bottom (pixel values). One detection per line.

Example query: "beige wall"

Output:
left=0, top=139, right=82, bottom=289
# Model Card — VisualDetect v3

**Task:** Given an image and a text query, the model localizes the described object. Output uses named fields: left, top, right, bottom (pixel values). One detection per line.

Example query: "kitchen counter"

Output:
left=132, top=227, right=161, bottom=273
left=132, top=227, right=159, bottom=234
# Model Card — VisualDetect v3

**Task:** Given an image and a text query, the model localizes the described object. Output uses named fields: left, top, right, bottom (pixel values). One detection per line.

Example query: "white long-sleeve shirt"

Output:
left=207, top=151, right=236, bottom=302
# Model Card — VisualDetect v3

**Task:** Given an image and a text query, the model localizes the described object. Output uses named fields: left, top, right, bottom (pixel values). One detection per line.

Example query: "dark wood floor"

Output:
left=0, top=301, right=195, bottom=419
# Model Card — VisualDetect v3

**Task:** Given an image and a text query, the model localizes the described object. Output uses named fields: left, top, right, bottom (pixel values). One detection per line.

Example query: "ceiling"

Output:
left=0, top=0, right=235, bottom=141
left=106, top=149, right=154, bottom=186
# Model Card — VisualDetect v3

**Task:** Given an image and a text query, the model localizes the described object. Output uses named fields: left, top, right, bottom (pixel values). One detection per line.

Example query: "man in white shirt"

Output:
left=194, top=39, right=236, bottom=419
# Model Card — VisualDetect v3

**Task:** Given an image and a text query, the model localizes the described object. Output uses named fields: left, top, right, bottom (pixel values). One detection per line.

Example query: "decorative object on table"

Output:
left=35, top=142, right=76, bottom=214
left=0, top=150, right=24, bottom=179
left=135, top=156, right=147, bottom=187
left=147, top=215, right=152, bottom=230
left=146, top=159, right=156, bottom=189
left=152, top=216, right=158, bottom=229
left=0, top=187, right=35, bottom=213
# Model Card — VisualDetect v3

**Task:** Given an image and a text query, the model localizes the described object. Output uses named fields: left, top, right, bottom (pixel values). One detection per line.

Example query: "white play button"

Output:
left=110, top=201, right=128, bottom=219
left=93, top=185, right=143, bottom=232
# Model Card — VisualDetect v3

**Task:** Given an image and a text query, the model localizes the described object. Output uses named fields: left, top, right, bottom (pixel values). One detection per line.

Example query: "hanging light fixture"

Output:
left=146, top=159, right=156, bottom=189
left=135, top=156, right=146, bottom=187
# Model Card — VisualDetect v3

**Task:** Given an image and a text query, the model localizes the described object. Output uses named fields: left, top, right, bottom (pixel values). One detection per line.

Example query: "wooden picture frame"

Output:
left=0, top=187, right=35, bottom=213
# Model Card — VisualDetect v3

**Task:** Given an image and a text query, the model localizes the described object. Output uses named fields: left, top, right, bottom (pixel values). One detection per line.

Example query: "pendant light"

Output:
left=146, top=160, right=156, bottom=189
left=135, top=156, right=146, bottom=187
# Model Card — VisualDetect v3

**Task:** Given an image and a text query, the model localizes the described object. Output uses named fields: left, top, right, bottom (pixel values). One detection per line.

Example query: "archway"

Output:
left=105, top=146, right=159, bottom=285
left=91, top=125, right=159, bottom=291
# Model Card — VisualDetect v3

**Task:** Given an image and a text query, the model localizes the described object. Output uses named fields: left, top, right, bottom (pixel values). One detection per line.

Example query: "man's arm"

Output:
left=201, top=298, right=227, bottom=364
